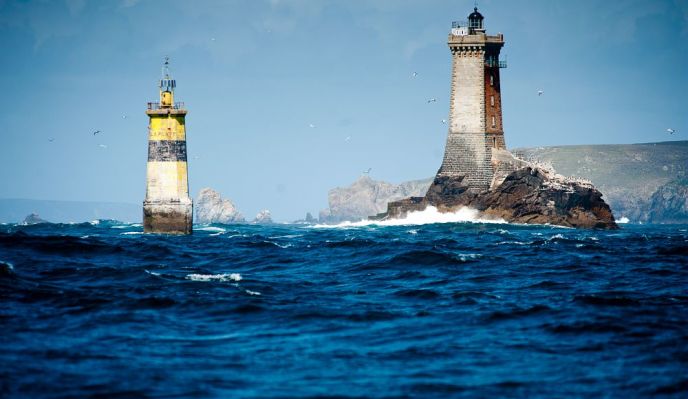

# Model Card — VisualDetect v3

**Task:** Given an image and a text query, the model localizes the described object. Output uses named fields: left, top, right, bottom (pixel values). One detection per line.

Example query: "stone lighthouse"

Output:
left=143, top=57, right=193, bottom=234
left=437, top=6, right=506, bottom=192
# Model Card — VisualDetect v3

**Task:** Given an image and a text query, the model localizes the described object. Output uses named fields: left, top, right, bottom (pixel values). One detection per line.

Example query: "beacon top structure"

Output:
left=438, top=7, right=507, bottom=192
left=143, top=57, right=193, bottom=234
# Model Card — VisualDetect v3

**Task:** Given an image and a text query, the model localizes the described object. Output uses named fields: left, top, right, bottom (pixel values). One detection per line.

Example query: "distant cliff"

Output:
left=195, top=188, right=245, bottom=224
left=320, top=141, right=688, bottom=224
left=319, top=176, right=432, bottom=223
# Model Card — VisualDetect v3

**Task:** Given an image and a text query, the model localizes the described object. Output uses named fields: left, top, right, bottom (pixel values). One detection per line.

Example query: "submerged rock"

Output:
left=195, top=188, right=245, bottom=224
left=21, top=213, right=48, bottom=225
left=380, top=151, right=617, bottom=229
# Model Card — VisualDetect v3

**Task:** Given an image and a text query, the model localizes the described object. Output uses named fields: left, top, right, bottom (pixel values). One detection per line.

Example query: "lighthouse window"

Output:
left=490, top=96, right=495, bottom=106
left=492, top=116, right=496, bottom=128
left=490, top=75, right=494, bottom=86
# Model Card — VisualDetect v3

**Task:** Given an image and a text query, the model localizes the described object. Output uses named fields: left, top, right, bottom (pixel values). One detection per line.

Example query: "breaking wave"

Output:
left=314, top=206, right=506, bottom=228
left=185, top=273, right=242, bottom=282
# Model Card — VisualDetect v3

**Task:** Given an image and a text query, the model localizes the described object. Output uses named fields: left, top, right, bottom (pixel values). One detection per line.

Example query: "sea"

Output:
left=1, top=210, right=686, bottom=398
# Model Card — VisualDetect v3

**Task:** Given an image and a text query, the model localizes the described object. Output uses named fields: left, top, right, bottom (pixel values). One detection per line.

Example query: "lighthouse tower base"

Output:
left=143, top=200, right=193, bottom=234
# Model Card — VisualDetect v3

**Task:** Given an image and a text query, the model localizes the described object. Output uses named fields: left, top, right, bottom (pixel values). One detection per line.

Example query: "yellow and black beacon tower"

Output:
left=143, top=57, right=193, bottom=234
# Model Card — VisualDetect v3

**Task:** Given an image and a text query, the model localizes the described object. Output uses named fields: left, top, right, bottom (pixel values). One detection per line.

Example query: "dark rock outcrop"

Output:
left=21, top=213, right=48, bottom=225
left=382, top=166, right=617, bottom=229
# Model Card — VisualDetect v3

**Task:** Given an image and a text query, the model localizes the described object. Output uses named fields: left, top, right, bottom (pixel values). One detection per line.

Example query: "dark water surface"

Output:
left=1, top=221, right=686, bottom=398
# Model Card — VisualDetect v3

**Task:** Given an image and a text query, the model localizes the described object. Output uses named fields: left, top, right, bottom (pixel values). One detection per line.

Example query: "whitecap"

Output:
left=195, top=226, right=226, bottom=233
left=245, top=290, right=261, bottom=296
left=185, top=273, right=242, bottom=282
left=408, top=229, right=418, bottom=235
left=616, top=216, right=630, bottom=224
left=121, top=232, right=144, bottom=235
left=145, top=270, right=161, bottom=276
left=313, top=206, right=506, bottom=228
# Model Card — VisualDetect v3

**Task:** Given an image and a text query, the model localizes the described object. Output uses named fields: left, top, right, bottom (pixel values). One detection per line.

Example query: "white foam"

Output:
left=616, top=216, right=630, bottom=224
left=145, top=270, right=161, bottom=276
left=185, top=273, right=242, bottom=282
left=313, top=206, right=506, bottom=228
left=245, top=290, right=261, bottom=296
left=195, top=226, right=226, bottom=233
left=121, top=232, right=144, bottom=235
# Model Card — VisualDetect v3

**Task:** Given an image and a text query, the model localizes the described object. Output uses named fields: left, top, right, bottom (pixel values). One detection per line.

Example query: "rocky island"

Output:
left=376, top=150, right=616, bottom=229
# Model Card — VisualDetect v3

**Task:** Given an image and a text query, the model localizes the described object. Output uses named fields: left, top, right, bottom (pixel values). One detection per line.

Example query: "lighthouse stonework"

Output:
left=439, top=7, right=506, bottom=191
left=143, top=59, right=193, bottom=234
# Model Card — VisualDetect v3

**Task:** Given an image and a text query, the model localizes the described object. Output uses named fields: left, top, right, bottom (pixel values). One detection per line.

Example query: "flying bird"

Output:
left=363, top=168, right=372, bottom=175
left=537, top=90, right=544, bottom=96
left=309, top=123, right=316, bottom=128
left=211, top=37, right=216, bottom=41
left=48, top=138, right=55, bottom=142
left=427, top=98, right=437, bottom=103
left=441, top=119, right=447, bottom=124
left=93, top=130, right=101, bottom=135
left=412, top=72, right=418, bottom=78
left=667, top=128, right=676, bottom=134
left=345, top=136, right=351, bottom=142
left=98, top=144, right=107, bottom=148
left=122, top=115, right=127, bottom=119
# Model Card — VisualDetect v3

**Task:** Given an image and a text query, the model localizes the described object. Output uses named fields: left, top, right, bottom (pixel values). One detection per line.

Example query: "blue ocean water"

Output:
left=0, top=220, right=686, bottom=398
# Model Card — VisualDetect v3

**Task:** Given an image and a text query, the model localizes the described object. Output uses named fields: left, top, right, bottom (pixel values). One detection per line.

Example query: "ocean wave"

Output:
left=185, top=273, right=242, bottom=282
left=314, top=206, right=506, bottom=228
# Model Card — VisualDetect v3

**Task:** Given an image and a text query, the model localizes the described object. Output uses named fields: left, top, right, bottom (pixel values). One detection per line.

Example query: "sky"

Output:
left=1, top=0, right=686, bottom=221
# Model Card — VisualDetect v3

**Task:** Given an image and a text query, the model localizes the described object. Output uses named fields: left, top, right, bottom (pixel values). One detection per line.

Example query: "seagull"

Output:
left=211, top=37, right=216, bottom=42
left=537, top=90, right=544, bottom=96
left=427, top=98, right=437, bottom=103
left=667, top=128, right=676, bottom=134
left=309, top=123, right=316, bottom=128
left=441, top=119, right=447, bottom=124
left=363, top=168, right=372, bottom=175
left=122, top=115, right=127, bottom=119
left=48, top=138, right=55, bottom=142
left=93, top=130, right=101, bottom=135
left=412, top=72, right=418, bottom=78
left=345, top=136, right=351, bottom=142
left=98, top=144, right=107, bottom=148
